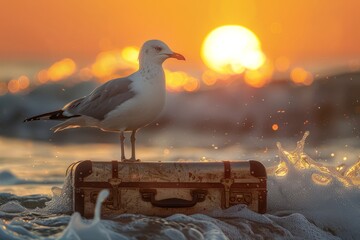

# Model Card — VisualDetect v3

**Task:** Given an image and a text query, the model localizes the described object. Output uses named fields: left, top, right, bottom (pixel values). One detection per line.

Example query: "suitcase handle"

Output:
left=140, top=189, right=208, bottom=208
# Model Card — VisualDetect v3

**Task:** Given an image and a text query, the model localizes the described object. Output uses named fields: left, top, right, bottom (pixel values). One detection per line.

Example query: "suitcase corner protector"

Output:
left=249, top=160, right=267, bottom=178
left=75, top=160, right=93, bottom=182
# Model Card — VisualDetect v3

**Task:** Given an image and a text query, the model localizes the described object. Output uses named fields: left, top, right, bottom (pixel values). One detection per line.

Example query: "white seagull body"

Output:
left=54, top=65, right=165, bottom=133
left=24, top=40, right=185, bottom=161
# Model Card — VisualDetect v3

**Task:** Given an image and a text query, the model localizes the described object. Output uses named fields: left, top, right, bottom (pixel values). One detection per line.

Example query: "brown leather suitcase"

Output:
left=68, top=160, right=267, bottom=218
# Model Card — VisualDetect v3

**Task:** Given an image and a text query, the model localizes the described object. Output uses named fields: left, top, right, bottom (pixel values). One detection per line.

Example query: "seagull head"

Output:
left=139, top=40, right=185, bottom=66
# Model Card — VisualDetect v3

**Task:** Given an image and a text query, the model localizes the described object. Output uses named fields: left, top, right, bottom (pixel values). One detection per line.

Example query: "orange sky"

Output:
left=1, top=0, right=360, bottom=70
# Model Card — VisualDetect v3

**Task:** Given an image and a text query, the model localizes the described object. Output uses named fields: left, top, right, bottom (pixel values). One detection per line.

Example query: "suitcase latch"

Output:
left=221, top=178, right=234, bottom=208
left=222, top=161, right=234, bottom=208
left=89, top=178, right=122, bottom=210
left=229, top=191, right=252, bottom=205
left=108, top=178, right=122, bottom=210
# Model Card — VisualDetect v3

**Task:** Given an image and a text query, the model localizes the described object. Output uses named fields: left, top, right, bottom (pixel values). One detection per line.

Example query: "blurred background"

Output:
left=0, top=3, right=359, bottom=239
left=0, top=0, right=359, bottom=147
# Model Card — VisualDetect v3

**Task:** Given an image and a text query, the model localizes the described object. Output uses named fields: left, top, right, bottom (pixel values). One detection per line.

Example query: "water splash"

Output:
left=57, top=189, right=126, bottom=240
left=40, top=173, right=73, bottom=214
left=94, top=189, right=109, bottom=222
left=268, top=131, right=360, bottom=188
left=0, top=133, right=358, bottom=239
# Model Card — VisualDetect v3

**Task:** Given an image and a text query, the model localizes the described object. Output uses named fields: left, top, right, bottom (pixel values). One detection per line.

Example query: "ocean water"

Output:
left=0, top=132, right=359, bottom=240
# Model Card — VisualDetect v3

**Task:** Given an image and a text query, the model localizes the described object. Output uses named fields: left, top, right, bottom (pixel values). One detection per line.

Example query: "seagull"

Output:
left=24, top=40, right=185, bottom=161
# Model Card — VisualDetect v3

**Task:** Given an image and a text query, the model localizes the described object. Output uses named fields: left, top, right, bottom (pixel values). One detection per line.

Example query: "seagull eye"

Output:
left=154, top=46, right=162, bottom=52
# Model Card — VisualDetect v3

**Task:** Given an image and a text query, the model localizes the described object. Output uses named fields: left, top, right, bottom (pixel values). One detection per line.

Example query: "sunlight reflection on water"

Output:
left=0, top=134, right=359, bottom=196
left=0, top=134, right=359, bottom=239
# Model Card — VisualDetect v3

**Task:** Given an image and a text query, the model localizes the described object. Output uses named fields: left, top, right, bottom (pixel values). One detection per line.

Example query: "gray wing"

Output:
left=64, top=78, right=135, bottom=120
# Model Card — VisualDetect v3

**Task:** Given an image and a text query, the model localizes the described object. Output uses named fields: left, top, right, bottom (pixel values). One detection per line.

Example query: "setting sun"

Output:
left=201, top=25, right=266, bottom=74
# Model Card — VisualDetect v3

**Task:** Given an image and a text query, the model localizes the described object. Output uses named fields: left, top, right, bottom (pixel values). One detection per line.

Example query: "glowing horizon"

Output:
left=1, top=1, right=359, bottom=67
left=1, top=0, right=360, bottom=94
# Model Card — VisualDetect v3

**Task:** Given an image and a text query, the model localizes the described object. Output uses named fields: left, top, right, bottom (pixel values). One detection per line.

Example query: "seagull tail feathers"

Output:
left=23, top=110, right=80, bottom=122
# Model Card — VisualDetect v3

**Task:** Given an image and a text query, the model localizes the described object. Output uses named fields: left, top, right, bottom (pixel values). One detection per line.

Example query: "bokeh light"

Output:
left=165, top=70, right=200, bottom=92
left=91, top=50, right=125, bottom=81
left=201, top=70, right=221, bottom=86
left=244, top=60, right=274, bottom=88
left=18, top=75, right=30, bottom=90
left=47, top=58, right=77, bottom=81
left=290, top=67, right=314, bottom=86
left=37, top=69, right=49, bottom=83
left=7, top=79, right=20, bottom=93
left=90, top=48, right=139, bottom=82
left=272, top=124, right=279, bottom=131
left=2, top=40, right=316, bottom=96
left=121, top=46, right=139, bottom=66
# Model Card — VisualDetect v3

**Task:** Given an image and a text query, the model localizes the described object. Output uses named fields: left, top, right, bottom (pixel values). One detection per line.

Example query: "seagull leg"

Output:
left=130, top=129, right=139, bottom=161
left=120, top=131, right=126, bottom=161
